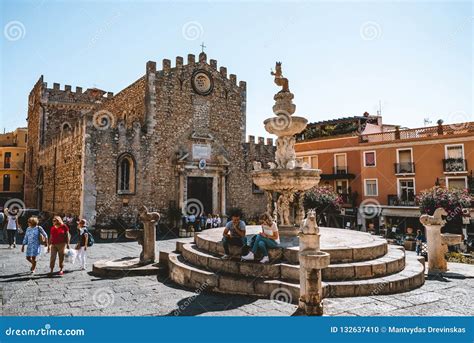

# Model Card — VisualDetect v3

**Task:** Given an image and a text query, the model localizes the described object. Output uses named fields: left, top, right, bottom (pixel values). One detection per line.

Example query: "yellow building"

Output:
left=0, top=128, right=27, bottom=206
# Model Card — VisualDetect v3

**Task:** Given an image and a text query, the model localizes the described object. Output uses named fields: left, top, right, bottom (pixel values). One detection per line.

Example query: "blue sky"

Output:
left=1, top=0, right=472, bottom=136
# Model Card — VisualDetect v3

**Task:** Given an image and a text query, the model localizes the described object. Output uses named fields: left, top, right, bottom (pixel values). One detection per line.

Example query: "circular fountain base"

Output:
left=163, top=226, right=425, bottom=302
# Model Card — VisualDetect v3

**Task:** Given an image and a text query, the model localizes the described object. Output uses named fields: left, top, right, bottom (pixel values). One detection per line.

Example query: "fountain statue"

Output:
left=251, top=62, right=322, bottom=236
left=252, top=62, right=329, bottom=315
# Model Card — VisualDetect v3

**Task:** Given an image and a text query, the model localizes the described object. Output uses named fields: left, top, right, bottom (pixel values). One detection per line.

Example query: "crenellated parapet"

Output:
left=148, top=52, right=246, bottom=92
left=243, top=134, right=276, bottom=172
left=42, top=81, right=113, bottom=105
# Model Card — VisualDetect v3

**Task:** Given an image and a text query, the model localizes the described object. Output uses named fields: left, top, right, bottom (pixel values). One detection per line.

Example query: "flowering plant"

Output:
left=416, top=186, right=472, bottom=216
left=303, top=186, right=343, bottom=214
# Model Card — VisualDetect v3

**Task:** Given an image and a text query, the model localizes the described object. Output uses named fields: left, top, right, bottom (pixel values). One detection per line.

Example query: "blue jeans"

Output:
left=251, top=235, right=278, bottom=257
left=222, top=236, right=247, bottom=255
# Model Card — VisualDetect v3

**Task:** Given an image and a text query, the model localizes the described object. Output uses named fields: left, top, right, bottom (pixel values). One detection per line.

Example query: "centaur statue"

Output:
left=271, top=62, right=290, bottom=93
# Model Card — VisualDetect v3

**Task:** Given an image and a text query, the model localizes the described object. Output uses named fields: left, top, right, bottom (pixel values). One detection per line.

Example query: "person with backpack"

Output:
left=75, top=218, right=93, bottom=270
left=21, top=216, right=48, bottom=274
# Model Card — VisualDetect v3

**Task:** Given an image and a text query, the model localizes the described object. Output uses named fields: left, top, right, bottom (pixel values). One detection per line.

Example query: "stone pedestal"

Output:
left=141, top=220, right=157, bottom=264
left=298, top=211, right=330, bottom=316
left=424, top=224, right=447, bottom=274
left=423, top=225, right=462, bottom=275
left=125, top=206, right=161, bottom=265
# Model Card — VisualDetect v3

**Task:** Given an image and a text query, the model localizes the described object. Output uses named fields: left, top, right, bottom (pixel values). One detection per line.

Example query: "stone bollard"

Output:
left=298, top=210, right=330, bottom=316
left=423, top=224, right=448, bottom=274
left=419, top=208, right=461, bottom=275
left=125, top=206, right=160, bottom=265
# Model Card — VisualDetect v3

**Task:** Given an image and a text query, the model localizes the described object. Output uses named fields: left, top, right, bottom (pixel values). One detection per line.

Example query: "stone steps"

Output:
left=166, top=251, right=425, bottom=300
left=195, top=231, right=388, bottom=264
left=167, top=252, right=301, bottom=302
left=325, top=255, right=425, bottom=297
left=180, top=242, right=406, bottom=281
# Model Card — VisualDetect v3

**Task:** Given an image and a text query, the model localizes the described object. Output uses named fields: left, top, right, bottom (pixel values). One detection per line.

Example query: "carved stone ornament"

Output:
left=191, top=69, right=214, bottom=96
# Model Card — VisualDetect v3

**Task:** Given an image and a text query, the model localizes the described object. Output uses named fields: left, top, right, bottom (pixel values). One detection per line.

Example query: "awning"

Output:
left=381, top=207, right=421, bottom=218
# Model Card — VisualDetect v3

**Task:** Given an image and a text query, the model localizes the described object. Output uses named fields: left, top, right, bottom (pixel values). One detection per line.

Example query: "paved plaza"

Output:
left=1, top=236, right=473, bottom=317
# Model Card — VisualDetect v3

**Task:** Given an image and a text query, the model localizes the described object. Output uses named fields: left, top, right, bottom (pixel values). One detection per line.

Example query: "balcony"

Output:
left=394, top=162, right=415, bottom=174
left=387, top=195, right=416, bottom=207
left=321, top=166, right=355, bottom=180
left=333, top=166, right=348, bottom=175
left=443, top=158, right=467, bottom=173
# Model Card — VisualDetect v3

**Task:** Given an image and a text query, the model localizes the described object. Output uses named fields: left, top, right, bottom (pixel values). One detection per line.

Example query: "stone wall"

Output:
left=24, top=76, right=44, bottom=208
left=25, top=77, right=110, bottom=213
left=36, top=122, right=85, bottom=215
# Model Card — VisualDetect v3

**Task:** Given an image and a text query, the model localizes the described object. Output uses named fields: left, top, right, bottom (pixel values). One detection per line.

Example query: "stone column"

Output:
left=178, top=167, right=185, bottom=211
left=138, top=206, right=160, bottom=265
left=424, top=224, right=447, bottom=274
left=298, top=211, right=330, bottom=316
left=220, top=172, right=226, bottom=216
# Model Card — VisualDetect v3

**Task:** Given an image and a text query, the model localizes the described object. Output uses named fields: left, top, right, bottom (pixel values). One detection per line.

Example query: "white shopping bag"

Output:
left=37, top=245, right=47, bottom=260
left=65, top=249, right=77, bottom=264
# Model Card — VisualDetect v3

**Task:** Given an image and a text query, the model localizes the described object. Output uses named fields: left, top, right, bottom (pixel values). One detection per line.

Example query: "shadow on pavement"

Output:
left=164, top=293, right=257, bottom=316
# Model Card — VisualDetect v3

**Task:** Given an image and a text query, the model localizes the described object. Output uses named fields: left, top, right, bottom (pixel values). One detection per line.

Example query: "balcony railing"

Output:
left=333, top=166, right=348, bottom=175
left=359, top=122, right=474, bottom=143
left=443, top=158, right=467, bottom=172
left=394, top=162, right=415, bottom=174
left=387, top=195, right=416, bottom=206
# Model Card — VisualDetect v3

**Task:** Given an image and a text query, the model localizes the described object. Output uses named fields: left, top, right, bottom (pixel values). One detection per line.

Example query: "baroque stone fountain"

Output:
left=252, top=62, right=330, bottom=315
left=252, top=62, right=322, bottom=236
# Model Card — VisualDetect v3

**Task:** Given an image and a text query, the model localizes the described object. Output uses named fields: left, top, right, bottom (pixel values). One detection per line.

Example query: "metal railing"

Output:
left=333, top=166, right=348, bottom=174
left=443, top=158, right=467, bottom=172
left=394, top=162, right=415, bottom=174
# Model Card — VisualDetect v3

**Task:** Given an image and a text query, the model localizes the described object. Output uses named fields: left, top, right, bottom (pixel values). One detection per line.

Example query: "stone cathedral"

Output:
left=24, top=52, right=275, bottom=227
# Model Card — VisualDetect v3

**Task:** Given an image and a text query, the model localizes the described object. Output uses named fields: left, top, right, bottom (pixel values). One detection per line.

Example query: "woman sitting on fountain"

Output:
left=242, top=213, right=280, bottom=264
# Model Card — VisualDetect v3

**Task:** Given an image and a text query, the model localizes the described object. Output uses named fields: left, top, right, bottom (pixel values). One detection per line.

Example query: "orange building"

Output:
left=296, top=118, right=474, bottom=235
left=0, top=128, right=28, bottom=205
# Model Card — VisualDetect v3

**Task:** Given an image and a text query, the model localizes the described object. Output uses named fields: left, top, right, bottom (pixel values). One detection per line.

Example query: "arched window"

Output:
left=117, top=153, right=136, bottom=194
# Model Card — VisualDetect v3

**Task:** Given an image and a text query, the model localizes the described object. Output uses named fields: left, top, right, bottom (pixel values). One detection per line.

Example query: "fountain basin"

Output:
left=299, top=251, right=330, bottom=269
left=441, top=233, right=462, bottom=246
left=251, top=168, right=321, bottom=192
left=264, top=116, right=308, bottom=136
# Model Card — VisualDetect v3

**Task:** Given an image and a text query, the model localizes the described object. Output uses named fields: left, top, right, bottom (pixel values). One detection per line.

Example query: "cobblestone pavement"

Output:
left=1, top=237, right=473, bottom=317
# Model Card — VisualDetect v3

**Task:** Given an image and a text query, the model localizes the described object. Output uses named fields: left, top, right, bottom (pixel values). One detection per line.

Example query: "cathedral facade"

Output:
left=24, top=52, right=275, bottom=227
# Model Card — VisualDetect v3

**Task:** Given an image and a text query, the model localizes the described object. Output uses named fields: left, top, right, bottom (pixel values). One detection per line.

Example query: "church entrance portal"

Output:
left=187, top=177, right=213, bottom=215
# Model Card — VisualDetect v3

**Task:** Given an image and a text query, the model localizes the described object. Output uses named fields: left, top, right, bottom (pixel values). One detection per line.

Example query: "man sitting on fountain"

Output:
left=221, top=208, right=246, bottom=259
left=242, top=213, right=280, bottom=264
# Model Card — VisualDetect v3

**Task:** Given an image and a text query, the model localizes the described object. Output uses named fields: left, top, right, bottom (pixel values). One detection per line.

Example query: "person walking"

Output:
left=4, top=207, right=20, bottom=249
left=75, top=219, right=91, bottom=270
left=21, top=216, right=48, bottom=274
left=48, top=216, right=70, bottom=276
